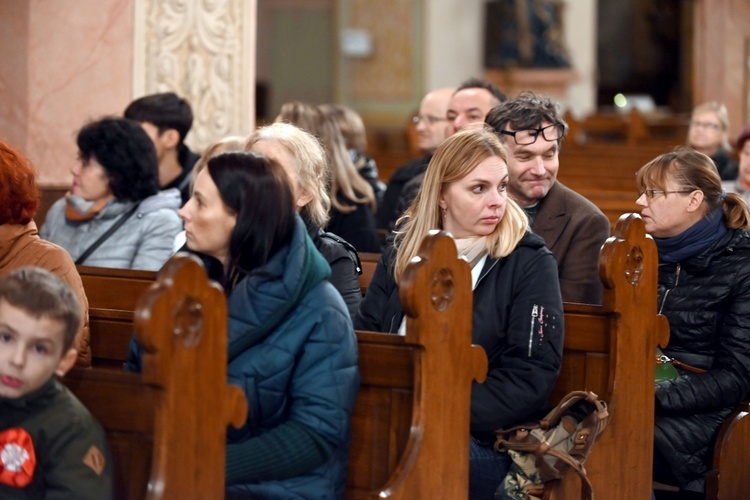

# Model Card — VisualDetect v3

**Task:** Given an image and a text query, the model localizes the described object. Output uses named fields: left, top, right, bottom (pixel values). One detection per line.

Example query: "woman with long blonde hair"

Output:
left=355, top=127, right=564, bottom=499
left=277, top=101, right=380, bottom=252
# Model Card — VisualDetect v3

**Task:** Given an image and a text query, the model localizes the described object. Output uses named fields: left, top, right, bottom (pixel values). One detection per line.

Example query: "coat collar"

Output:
left=527, top=181, right=571, bottom=249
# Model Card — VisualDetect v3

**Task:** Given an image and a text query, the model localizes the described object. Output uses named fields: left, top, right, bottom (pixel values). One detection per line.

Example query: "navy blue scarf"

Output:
left=654, top=207, right=727, bottom=263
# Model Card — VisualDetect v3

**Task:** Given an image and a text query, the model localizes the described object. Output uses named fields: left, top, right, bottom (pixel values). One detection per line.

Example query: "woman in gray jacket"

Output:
left=41, top=117, right=182, bottom=271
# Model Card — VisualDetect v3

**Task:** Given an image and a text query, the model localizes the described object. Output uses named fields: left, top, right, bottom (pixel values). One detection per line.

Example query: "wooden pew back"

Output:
left=66, top=254, right=247, bottom=499
left=77, top=265, right=156, bottom=369
left=557, top=143, right=672, bottom=227
left=76, top=216, right=673, bottom=499
left=348, top=232, right=487, bottom=498
left=78, top=235, right=486, bottom=498
left=358, top=252, right=380, bottom=296
left=548, top=214, right=668, bottom=499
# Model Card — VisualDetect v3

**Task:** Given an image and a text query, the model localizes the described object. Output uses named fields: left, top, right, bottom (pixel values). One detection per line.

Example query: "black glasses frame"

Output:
left=499, top=123, right=564, bottom=145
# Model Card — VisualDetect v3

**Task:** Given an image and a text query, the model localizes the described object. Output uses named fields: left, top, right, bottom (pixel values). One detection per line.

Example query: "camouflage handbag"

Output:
left=493, top=390, right=610, bottom=500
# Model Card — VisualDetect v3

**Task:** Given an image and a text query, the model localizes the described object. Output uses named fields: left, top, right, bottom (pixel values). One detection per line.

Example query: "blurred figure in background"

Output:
left=40, top=117, right=182, bottom=271
left=686, top=101, right=738, bottom=181
left=721, top=124, right=750, bottom=207
left=277, top=101, right=380, bottom=252
left=321, top=103, right=386, bottom=206
left=377, top=87, right=455, bottom=234
left=124, top=92, right=200, bottom=205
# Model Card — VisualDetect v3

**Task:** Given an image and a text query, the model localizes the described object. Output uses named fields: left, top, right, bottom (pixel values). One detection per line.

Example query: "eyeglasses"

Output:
left=499, top=124, right=564, bottom=145
left=689, top=120, right=722, bottom=131
left=412, top=115, right=446, bottom=125
left=638, top=189, right=694, bottom=199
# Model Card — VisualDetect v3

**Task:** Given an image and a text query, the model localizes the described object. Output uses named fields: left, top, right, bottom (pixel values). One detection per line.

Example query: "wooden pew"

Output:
left=706, top=400, right=750, bottom=499
left=545, top=213, right=667, bottom=499
left=564, top=108, right=688, bottom=148
left=77, top=236, right=487, bottom=498
left=64, top=254, right=248, bottom=499
left=77, top=215, right=750, bottom=498
left=77, top=265, right=156, bottom=369
left=358, top=251, right=380, bottom=296
left=80, top=219, right=661, bottom=498
left=557, top=143, right=672, bottom=228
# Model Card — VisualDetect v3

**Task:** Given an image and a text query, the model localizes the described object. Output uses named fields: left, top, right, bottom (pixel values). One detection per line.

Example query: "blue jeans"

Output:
left=469, top=438, right=512, bottom=500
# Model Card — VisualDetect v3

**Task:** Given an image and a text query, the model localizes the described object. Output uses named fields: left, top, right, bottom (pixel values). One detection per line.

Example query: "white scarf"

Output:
left=454, top=236, right=488, bottom=269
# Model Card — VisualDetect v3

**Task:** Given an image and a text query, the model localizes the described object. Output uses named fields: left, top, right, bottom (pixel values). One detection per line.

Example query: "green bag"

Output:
left=655, top=348, right=679, bottom=383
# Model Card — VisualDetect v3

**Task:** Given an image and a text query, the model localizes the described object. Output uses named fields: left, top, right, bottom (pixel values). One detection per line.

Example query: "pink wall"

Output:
left=0, top=0, right=134, bottom=185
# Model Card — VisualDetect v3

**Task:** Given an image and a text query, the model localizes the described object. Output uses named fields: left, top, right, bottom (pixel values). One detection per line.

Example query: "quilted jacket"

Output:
left=225, top=217, right=359, bottom=499
left=655, top=228, right=750, bottom=492
left=40, top=189, right=182, bottom=271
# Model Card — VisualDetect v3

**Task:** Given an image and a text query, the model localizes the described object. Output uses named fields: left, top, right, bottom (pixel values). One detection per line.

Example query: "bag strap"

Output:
left=74, top=203, right=140, bottom=265
left=540, top=448, right=595, bottom=500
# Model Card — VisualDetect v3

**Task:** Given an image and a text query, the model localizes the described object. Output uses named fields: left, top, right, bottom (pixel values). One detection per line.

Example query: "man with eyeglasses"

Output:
left=384, top=79, right=509, bottom=235
left=486, top=92, right=610, bottom=304
left=377, top=87, right=455, bottom=233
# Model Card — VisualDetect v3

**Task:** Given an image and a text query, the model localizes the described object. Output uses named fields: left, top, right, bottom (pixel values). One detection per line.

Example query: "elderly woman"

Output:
left=355, top=128, right=564, bottom=499
left=247, top=122, right=362, bottom=319
left=635, top=147, right=750, bottom=497
left=40, top=117, right=182, bottom=270
left=686, top=101, right=738, bottom=180
left=0, top=139, right=91, bottom=367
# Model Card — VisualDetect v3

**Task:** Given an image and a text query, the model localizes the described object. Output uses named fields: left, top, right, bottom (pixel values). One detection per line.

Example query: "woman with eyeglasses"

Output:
left=686, top=101, right=738, bottom=180
left=636, top=147, right=750, bottom=498
left=355, top=128, right=564, bottom=499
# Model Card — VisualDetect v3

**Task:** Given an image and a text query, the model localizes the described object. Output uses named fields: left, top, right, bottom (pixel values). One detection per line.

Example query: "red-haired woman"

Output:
left=0, top=139, right=91, bottom=367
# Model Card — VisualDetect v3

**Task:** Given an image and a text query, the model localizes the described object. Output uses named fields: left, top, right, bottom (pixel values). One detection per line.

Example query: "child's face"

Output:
left=0, top=300, right=77, bottom=399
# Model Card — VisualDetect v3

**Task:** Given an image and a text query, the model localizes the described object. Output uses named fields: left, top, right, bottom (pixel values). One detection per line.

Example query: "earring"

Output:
left=440, top=206, right=447, bottom=219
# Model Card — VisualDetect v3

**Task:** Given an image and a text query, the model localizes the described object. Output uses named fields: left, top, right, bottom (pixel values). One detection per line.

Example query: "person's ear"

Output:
left=296, top=189, right=314, bottom=209
left=686, top=189, right=705, bottom=213
left=55, top=348, right=78, bottom=377
left=161, top=128, right=181, bottom=149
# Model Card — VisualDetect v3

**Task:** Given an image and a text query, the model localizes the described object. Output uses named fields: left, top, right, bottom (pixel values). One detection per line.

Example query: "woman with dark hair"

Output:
left=0, top=139, right=91, bottom=367
left=128, top=151, right=359, bottom=498
left=635, top=147, right=750, bottom=497
left=40, top=117, right=182, bottom=270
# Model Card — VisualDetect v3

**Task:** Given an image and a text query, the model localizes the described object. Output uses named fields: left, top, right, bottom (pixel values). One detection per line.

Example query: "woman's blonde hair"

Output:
left=190, top=135, right=247, bottom=193
left=636, top=146, right=750, bottom=229
left=320, top=103, right=368, bottom=153
left=277, top=101, right=376, bottom=213
left=246, top=122, right=331, bottom=228
left=393, top=127, right=529, bottom=282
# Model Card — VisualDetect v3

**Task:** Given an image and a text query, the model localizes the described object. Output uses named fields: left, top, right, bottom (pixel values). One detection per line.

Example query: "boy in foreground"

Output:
left=0, top=267, right=113, bottom=498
